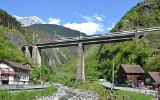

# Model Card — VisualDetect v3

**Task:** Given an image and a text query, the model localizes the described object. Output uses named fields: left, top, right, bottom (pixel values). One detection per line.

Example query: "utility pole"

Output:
left=33, top=33, right=35, bottom=42
left=111, top=59, right=115, bottom=91
left=54, top=30, right=56, bottom=39
left=40, top=65, right=43, bottom=84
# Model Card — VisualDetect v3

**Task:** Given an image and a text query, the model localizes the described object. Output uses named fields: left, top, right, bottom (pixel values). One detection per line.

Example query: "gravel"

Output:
left=36, top=83, right=99, bottom=100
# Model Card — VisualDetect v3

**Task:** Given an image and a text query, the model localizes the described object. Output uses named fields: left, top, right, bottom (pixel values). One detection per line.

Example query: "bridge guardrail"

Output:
left=0, top=84, right=52, bottom=90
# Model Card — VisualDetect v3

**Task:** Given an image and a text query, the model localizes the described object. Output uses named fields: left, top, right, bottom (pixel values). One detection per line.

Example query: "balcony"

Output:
left=0, top=69, right=19, bottom=75
left=0, top=77, right=9, bottom=80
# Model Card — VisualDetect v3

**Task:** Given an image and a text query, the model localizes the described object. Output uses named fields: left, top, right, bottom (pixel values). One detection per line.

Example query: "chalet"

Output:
left=117, top=64, right=144, bottom=87
left=0, top=60, right=32, bottom=85
left=145, top=72, right=160, bottom=95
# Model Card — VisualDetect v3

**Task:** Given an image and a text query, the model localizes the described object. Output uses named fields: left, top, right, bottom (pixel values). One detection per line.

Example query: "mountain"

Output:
left=14, top=16, right=45, bottom=26
left=0, top=9, right=27, bottom=62
left=27, top=24, right=86, bottom=37
left=0, top=8, right=81, bottom=70
left=87, top=0, right=160, bottom=79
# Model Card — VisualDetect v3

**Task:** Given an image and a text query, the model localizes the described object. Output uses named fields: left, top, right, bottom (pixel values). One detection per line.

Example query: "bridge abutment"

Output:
left=21, top=46, right=32, bottom=58
left=75, top=42, right=85, bottom=83
left=135, top=31, right=146, bottom=42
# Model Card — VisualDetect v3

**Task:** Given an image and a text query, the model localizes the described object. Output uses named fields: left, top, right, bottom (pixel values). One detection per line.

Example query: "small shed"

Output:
left=117, top=64, right=144, bottom=87
left=145, top=72, right=160, bottom=95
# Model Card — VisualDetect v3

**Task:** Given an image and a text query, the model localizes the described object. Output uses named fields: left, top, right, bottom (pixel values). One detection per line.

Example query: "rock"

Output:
left=36, top=83, right=99, bottom=100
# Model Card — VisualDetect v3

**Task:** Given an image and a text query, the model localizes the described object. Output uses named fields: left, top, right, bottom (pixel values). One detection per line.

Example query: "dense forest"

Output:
left=0, top=9, right=21, bottom=30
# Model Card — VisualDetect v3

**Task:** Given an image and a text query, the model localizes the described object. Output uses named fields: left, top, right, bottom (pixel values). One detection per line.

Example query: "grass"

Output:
left=115, top=90, right=153, bottom=100
left=0, top=86, right=57, bottom=100
left=73, top=81, right=110, bottom=100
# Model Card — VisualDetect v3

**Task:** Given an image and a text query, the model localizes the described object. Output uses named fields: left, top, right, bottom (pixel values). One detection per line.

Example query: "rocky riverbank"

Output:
left=36, top=83, right=99, bottom=100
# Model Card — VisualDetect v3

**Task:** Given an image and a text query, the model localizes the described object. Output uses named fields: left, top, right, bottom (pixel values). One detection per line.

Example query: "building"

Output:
left=145, top=72, right=160, bottom=95
left=0, top=60, right=32, bottom=85
left=117, top=64, right=144, bottom=87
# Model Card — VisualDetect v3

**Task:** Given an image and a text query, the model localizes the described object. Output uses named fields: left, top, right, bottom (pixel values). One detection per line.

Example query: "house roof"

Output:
left=121, top=64, right=144, bottom=74
left=148, top=72, right=160, bottom=84
left=0, top=60, right=32, bottom=70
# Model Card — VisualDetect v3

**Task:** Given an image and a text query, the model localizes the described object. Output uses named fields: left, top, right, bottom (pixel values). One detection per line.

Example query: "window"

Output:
left=14, top=75, right=19, bottom=78
left=146, top=78, right=151, bottom=83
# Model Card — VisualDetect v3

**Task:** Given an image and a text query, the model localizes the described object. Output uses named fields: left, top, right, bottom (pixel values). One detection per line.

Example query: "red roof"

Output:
left=121, top=64, right=144, bottom=74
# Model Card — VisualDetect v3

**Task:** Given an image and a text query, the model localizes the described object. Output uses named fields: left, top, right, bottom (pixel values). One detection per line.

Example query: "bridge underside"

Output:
left=20, top=27, right=160, bottom=83
left=38, top=37, right=133, bottom=49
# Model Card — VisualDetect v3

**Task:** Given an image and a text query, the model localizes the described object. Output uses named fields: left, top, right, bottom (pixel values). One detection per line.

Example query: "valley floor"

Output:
left=36, top=83, right=99, bottom=100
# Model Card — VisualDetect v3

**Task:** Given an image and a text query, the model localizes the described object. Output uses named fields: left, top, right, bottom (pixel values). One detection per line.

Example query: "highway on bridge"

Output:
left=21, top=27, right=160, bottom=83
left=34, top=27, right=160, bottom=49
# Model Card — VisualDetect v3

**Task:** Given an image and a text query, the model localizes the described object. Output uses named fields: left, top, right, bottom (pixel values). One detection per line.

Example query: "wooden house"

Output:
left=117, top=64, right=144, bottom=87
left=145, top=72, right=160, bottom=95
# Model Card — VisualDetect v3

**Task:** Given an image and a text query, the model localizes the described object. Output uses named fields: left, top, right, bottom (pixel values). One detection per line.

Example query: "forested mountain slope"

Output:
left=0, top=8, right=88, bottom=75
left=87, top=0, right=160, bottom=80
left=0, top=9, right=27, bottom=62
left=111, top=0, right=160, bottom=32
left=27, top=24, right=86, bottom=38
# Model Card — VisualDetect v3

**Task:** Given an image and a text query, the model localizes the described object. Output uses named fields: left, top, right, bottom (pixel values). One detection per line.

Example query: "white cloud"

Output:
left=106, top=22, right=115, bottom=31
left=48, top=18, right=61, bottom=25
left=93, top=14, right=105, bottom=21
left=64, top=21, right=104, bottom=35
left=74, top=12, right=105, bottom=22
left=63, top=13, right=106, bottom=35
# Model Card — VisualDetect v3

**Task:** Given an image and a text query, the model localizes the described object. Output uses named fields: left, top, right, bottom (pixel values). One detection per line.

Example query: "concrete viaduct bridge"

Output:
left=21, top=27, right=160, bottom=83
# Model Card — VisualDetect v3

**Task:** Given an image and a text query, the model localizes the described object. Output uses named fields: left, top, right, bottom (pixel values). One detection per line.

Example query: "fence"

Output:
left=100, top=81, right=158, bottom=97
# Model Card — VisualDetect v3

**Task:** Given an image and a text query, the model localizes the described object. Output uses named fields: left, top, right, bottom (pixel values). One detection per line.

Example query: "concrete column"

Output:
left=75, top=42, right=85, bottom=83
left=135, top=31, right=140, bottom=42
left=32, top=45, right=41, bottom=67
left=25, top=46, right=32, bottom=58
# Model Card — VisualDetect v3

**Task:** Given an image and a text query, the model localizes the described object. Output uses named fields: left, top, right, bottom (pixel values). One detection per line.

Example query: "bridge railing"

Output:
left=0, top=84, right=52, bottom=90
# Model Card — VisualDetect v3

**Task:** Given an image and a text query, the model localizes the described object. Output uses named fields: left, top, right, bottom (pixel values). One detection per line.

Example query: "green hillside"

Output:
left=0, top=9, right=22, bottom=31
left=0, top=8, right=78, bottom=83
left=0, top=1, right=159, bottom=99
left=0, top=9, right=27, bottom=62
left=85, top=0, right=160, bottom=80
left=52, top=0, right=160, bottom=83
left=27, top=24, right=86, bottom=38
left=111, top=0, right=160, bottom=32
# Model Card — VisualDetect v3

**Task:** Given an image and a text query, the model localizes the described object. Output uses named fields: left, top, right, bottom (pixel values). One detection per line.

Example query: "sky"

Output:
left=1, top=0, right=142, bottom=35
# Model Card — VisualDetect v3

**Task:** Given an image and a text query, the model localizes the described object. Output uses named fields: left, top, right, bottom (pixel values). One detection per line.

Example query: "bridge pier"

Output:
left=75, top=42, right=85, bottom=83
left=32, top=45, right=41, bottom=67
